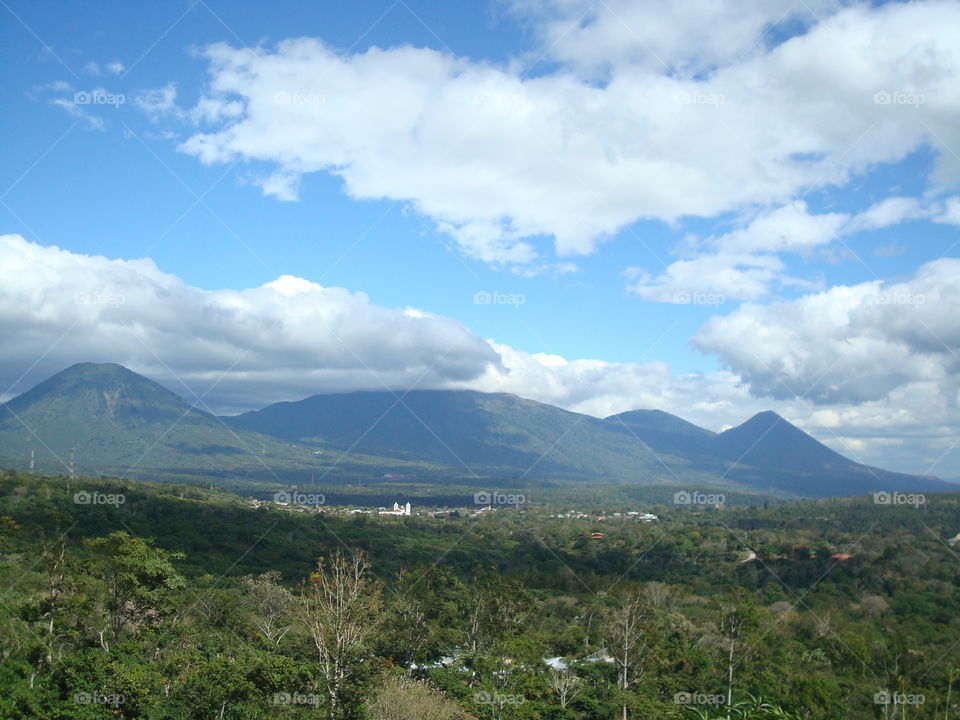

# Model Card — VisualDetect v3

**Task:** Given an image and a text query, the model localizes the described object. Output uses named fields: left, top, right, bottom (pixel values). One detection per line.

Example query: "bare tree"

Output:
left=606, top=593, right=652, bottom=720
left=241, top=571, right=293, bottom=646
left=39, top=537, right=68, bottom=663
left=295, top=550, right=381, bottom=719
left=547, top=666, right=581, bottom=708
left=720, top=605, right=748, bottom=718
left=643, top=581, right=673, bottom=610
left=813, top=611, right=833, bottom=639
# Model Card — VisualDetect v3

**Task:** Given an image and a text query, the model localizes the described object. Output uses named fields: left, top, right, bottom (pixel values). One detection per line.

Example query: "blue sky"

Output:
left=1, top=0, right=958, bottom=477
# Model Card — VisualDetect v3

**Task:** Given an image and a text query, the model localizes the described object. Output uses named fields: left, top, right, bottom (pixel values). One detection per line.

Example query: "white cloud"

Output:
left=628, top=252, right=787, bottom=303
left=0, top=234, right=498, bottom=412
left=846, top=196, right=934, bottom=233
left=81, top=60, right=125, bottom=77
left=627, top=193, right=957, bottom=303
left=628, top=201, right=841, bottom=302
left=167, top=0, right=960, bottom=266
left=136, top=83, right=179, bottom=118
left=505, top=0, right=841, bottom=78
left=50, top=97, right=105, bottom=131
left=693, top=257, right=960, bottom=405
left=935, top=196, right=960, bottom=225
left=716, top=202, right=849, bottom=254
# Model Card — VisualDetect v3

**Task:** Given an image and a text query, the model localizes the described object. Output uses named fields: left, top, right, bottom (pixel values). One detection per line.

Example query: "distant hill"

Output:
left=225, top=389, right=710, bottom=484
left=702, top=410, right=949, bottom=496
left=603, top=409, right=717, bottom=457
left=229, top=386, right=951, bottom=497
left=0, top=363, right=425, bottom=482
left=0, top=363, right=951, bottom=498
left=710, top=410, right=851, bottom=473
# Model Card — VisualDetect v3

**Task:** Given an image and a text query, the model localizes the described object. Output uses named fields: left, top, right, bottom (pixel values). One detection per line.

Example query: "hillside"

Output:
left=603, top=408, right=717, bottom=457
left=226, top=389, right=712, bottom=484
left=230, top=388, right=951, bottom=497
left=0, top=363, right=950, bottom=499
left=0, top=363, right=430, bottom=483
left=704, top=411, right=949, bottom=496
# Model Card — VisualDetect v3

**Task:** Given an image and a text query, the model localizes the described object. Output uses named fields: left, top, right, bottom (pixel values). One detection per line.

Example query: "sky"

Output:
left=1, top=0, right=958, bottom=477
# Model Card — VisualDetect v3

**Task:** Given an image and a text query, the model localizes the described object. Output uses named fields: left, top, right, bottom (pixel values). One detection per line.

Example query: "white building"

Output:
left=378, top=501, right=411, bottom=516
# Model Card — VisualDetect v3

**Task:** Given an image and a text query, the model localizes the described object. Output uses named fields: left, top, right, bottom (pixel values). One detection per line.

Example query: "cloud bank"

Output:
left=1, top=235, right=956, bottom=476
left=166, top=0, right=960, bottom=271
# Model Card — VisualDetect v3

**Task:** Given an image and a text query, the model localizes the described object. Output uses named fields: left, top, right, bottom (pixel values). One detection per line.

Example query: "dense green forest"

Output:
left=1, top=470, right=958, bottom=718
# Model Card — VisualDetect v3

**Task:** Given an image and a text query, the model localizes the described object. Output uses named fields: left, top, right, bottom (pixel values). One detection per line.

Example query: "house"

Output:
left=831, top=553, right=853, bottom=561
left=543, top=651, right=614, bottom=670
left=591, top=532, right=604, bottom=539
left=543, top=656, right=568, bottom=670
left=378, top=502, right=411, bottom=516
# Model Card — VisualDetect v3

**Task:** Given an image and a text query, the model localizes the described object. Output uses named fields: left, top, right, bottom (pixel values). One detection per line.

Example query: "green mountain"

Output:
left=603, top=408, right=717, bottom=457
left=705, top=410, right=946, bottom=496
left=0, top=363, right=428, bottom=483
left=226, top=389, right=713, bottom=485
left=1, top=363, right=950, bottom=498
left=711, top=410, right=850, bottom=472
left=228, top=387, right=951, bottom=497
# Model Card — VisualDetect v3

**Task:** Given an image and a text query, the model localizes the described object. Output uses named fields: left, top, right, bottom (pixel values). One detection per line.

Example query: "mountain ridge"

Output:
left=0, top=363, right=950, bottom=498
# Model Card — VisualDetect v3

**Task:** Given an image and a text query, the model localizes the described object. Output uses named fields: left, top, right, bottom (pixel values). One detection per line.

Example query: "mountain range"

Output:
left=0, top=362, right=950, bottom=498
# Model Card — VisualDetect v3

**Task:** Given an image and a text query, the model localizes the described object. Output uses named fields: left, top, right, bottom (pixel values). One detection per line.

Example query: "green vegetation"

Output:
left=1, top=469, right=958, bottom=718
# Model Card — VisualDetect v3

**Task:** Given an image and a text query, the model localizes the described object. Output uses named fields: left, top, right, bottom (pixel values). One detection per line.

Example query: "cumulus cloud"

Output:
left=628, top=201, right=841, bottom=302
left=166, top=0, right=960, bottom=267
left=0, top=235, right=498, bottom=412
left=505, top=0, right=840, bottom=78
left=693, top=257, right=960, bottom=405
left=846, top=196, right=933, bottom=233
left=629, top=194, right=957, bottom=303
left=628, top=252, right=787, bottom=303
left=136, top=84, right=180, bottom=118
left=458, top=342, right=754, bottom=419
